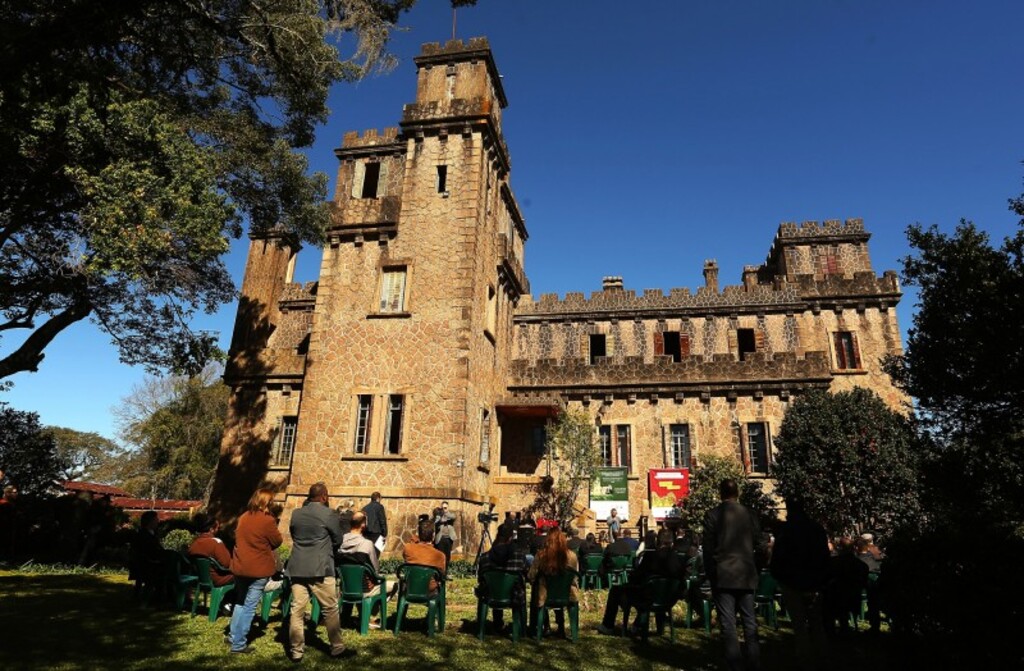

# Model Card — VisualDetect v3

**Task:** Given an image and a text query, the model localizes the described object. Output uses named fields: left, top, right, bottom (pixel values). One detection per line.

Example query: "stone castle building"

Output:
left=210, top=38, right=906, bottom=553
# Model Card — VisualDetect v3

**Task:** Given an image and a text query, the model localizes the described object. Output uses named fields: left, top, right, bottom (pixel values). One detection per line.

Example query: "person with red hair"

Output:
left=527, top=528, right=579, bottom=637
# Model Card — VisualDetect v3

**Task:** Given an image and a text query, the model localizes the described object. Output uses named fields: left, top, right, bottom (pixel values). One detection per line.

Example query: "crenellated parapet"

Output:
left=509, top=351, right=832, bottom=392
left=776, top=218, right=867, bottom=239
left=516, top=282, right=802, bottom=320
left=341, top=127, right=401, bottom=148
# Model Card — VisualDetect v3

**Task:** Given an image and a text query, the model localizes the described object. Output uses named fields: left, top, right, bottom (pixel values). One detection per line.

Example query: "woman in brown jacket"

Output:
left=227, top=489, right=283, bottom=653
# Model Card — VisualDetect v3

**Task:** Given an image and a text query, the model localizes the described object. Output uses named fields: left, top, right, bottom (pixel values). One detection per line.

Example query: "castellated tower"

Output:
left=214, top=38, right=528, bottom=547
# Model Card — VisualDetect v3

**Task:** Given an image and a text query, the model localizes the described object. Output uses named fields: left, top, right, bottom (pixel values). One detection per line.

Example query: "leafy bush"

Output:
left=671, top=454, right=778, bottom=533
left=276, top=543, right=291, bottom=566
left=161, top=529, right=195, bottom=553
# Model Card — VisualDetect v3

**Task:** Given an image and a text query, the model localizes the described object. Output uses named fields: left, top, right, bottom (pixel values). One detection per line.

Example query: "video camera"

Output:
left=477, top=502, right=499, bottom=525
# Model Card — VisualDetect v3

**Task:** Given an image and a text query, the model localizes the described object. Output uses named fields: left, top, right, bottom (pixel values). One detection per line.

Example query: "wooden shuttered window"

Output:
left=653, top=331, right=665, bottom=356
left=833, top=331, right=862, bottom=370
left=352, top=160, right=388, bottom=199
left=351, top=161, right=365, bottom=199
left=656, top=331, right=691, bottom=362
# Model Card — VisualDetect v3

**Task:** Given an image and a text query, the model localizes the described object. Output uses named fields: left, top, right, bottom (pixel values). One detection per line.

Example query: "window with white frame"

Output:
left=270, top=416, right=297, bottom=467
left=353, top=395, right=373, bottom=454
left=746, top=422, right=771, bottom=474
left=379, top=267, right=407, bottom=313
left=667, top=424, right=691, bottom=469
left=383, top=395, right=404, bottom=455
left=598, top=424, right=632, bottom=471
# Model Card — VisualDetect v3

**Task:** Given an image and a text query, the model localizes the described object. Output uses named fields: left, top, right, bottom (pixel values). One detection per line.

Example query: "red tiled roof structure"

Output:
left=62, top=481, right=200, bottom=520
left=61, top=481, right=131, bottom=497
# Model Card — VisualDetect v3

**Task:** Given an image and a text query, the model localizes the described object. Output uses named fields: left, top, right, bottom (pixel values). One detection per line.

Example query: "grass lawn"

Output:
left=0, top=569, right=898, bottom=670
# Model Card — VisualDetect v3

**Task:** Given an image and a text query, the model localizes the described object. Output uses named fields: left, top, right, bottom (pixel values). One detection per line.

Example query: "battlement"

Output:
left=517, top=280, right=800, bottom=317
left=341, top=127, right=401, bottom=149
left=776, top=218, right=867, bottom=239
left=402, top=98, right=494, bottom=122
left=509, top=350, right=832, bottom=389
left=279, top=282, right=318, bottom=304
left=418, top=37, right=493, bottom=58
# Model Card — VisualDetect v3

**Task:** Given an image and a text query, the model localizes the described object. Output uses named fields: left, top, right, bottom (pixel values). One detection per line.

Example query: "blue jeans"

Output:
left=228, top=577, right=267, bottom=651
left=713, top=588, right=760, bottom=671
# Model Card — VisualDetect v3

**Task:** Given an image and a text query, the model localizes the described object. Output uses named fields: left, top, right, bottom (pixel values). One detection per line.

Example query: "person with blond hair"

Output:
left=227, top=488, right=282, bottom=654
left=528, top=528, right=579, bottom=637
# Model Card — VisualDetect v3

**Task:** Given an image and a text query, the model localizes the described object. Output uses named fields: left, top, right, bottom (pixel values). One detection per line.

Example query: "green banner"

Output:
left=590, top=467, right=628, bottom=501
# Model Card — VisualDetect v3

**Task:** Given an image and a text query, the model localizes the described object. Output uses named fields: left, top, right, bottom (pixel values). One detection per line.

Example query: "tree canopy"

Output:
left=0, top=404, right=63, bottom=495
left=672, top=454, right=777, bottom=534
left=531, top=407, right=601, bottom=530
left=115, top=365, right=229, bottom=500
left=43, top=427, right=124, bottom=484
left=772, top=387, right=922, bottom=537
left=0, top=0, right=417, bottom=381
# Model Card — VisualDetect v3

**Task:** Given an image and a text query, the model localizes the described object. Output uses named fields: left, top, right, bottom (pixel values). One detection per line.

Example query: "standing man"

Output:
left=361, top=492, right=388, bottom=551
left=704, top=479, right=763, bottom=671
left=606, top=508, right=622, bottom=541
left=288, top=483, right=346, bottom=662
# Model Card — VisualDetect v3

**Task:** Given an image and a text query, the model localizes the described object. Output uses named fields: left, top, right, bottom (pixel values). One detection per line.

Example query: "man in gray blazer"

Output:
left=703, top=479, right=763, bottom=671
left=288, top=482, right=345, bottom=662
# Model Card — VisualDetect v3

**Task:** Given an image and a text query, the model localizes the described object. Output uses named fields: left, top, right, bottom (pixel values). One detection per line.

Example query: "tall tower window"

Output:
left=383, top=395, right=405, bottom=454
left=667, top=424, right=691, bottom=469
left=361, top=161, right=381, bottom=198
left=379, top=267, right=407, bottom=313
left=598, top=424, right=632, bottom=472
left=737, top=328, right=756, bottom=361
left=589, top=333, right=607, bottom=364
left=354, top=395, right=373, bottom=454
left=479, top=409, right=491, bottom=464
left=270, top=416, right=297, bottom=467
left=833, top=331, right=862, bottom=370
left=436, top=165, right=448, bottom=194
left=746, top=422, right=771, bottom=474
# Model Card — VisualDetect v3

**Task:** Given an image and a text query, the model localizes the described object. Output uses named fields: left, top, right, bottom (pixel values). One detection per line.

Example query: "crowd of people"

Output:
left=133, top=480, right=883, bottom=667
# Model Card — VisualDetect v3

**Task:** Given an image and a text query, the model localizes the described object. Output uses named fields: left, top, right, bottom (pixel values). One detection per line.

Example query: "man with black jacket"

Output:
left=597, top=528, right=682, bottom=635
left=288, top=483, right=345, bottom=662
left=704, top=479, right=764, bottom=671
left=361, top=492, right=387, bottom=548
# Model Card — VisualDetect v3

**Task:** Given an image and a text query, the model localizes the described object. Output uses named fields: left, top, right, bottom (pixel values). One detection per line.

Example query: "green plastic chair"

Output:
left=477, top=569, right=525, bottom=642
left=393, top=563, right=446, bottom=637
left=190, top=556, right=235, bottom=621
left=336, top=563, right=387, bottom=635
left=162, top=550, right=198, bottom=611
left=686, top=580, right=713, bottom=634
left=755, top=570, right=779, bottom=629
left=581, top=555, right=603, bottom=591
left=261, top=577, right=288, bottom=625
left=628, top=576, right=679, bottom=642
left=608, top=554, right=632, bottom=586
left=533, top=568, right=579, bottom=642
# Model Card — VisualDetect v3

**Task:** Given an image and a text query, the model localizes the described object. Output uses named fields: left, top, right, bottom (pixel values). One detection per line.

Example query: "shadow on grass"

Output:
left=0, top=573, right=901, bottom=671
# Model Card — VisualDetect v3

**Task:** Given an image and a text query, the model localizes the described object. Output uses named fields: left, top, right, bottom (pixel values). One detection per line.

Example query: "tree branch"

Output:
left=0, top=297, right=92, bottom=379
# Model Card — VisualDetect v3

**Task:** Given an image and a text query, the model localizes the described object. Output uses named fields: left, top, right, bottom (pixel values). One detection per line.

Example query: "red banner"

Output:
left=648, top=468, right=690, bottom=520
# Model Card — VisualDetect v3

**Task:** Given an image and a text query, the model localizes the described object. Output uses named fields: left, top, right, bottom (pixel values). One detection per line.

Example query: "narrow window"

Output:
left=737, top=328, right=756, bottom=361
left=361, top=161, right=381, bottom=199
left=486, top=284, right=497, bottom=336
left=354, top=395, right=373, bottom=454
left=379, top=267, right=407, bottom=313
left=663, top=331, right=682, bottom=362
left=616, top=425, right=632, bottom=472
left=383, top=395, right=404, bottom=454
left=833, top=331, right=861, bottom=370
left=747, top=422, right=770, bottom=475
left=599, top=425, right=612, bottom=467
left=589, top=333, right=607, bottom=365
left=479, top=409, right=491, bottom=464
left=531, top=425, right=547, bottom=455
left=436, top=165, right=448, bottom=194
left=668, top=424, right=691, bottom=469
left=270, top=416, right=297, bottom=467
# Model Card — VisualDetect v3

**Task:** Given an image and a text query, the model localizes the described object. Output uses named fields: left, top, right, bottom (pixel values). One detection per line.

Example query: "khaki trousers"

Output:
left=289, top=576, right=344, bottom=658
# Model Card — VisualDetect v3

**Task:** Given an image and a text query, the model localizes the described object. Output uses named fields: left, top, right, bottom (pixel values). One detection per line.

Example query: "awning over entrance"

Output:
left=495, top=397, right=561, bottom=419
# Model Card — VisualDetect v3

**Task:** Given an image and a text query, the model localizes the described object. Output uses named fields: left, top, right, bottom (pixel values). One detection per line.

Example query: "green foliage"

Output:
left=0, top=0, right=418, bottom=380
left=115, top=365, right=228, bottom=500
left=672, top=454, right=777, bottom=534
left=772, top=387, right=922, bottom=536
left=12, top=562, right=126, bottom=576
left=276, top=543, right=292, bottom=566
left=531, top=407, right=601, bottom=529
left=0, top=403, right=63, bottom=495
left=161, top=529, right=195, bottom=554
left=880, top=198, right=1024, bottom=665
left=43, top=427, right=123, bottom=483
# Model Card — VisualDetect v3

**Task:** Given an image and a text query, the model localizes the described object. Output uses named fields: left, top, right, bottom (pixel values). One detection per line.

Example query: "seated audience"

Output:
left=621, top=528, right=641, bottom=553
left=824, top=537, right=868, bottom=634
left=528, top=528, right=580, bottom=636
left=598, top=528, right=682, bottom=635
left=477, top=523, right=527, bottom=634
left=338, top=511, right=394, bottom=625
left=130, top=510, right=164, bottom=597
left=403, top=517, right=447, bottom=595
left=188, top=513, right=234, bottom=587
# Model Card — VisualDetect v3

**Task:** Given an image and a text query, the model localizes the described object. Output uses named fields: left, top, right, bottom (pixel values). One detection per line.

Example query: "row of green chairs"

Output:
left=579, top=552, right=636, bottom=591
left=477, top=569, right=581, bottom=643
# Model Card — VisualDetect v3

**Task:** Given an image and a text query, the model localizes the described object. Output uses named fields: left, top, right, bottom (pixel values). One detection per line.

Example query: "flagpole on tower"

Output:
left=452, top=7, right=457, bottom=40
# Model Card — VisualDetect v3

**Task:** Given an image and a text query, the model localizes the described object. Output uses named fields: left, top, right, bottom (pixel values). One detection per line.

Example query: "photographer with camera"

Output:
left=433, top=501, right=457, bottom=566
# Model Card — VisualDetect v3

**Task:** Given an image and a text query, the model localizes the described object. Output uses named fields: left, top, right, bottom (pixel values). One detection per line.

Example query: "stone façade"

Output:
left=209, top=38, right=907, bottom=554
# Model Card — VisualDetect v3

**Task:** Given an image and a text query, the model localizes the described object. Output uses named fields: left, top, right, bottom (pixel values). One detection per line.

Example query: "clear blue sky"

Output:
left=4, top=0, right=1023, bottom=441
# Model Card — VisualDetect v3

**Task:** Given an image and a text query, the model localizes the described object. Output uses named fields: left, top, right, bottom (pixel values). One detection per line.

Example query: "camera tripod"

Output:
left=473, top=522, right=494, bottom=569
